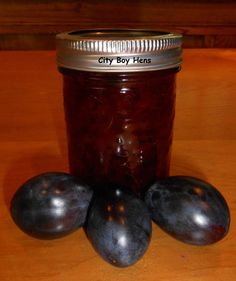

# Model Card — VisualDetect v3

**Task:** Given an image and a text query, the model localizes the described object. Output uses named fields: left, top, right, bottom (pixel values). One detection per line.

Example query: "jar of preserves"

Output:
left=56, top=29, right=182, bottom=195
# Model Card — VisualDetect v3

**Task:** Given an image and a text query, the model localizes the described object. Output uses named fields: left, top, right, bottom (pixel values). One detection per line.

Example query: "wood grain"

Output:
left=0, top=49, right=236, bottom=280
left=0, top=0, right=236, bottom=49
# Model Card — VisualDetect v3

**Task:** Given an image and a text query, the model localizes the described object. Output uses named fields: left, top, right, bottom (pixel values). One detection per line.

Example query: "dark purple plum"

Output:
left=86, top=186, right=152, bottom=267
left=10, top=172, right=93, bottom=239
left=145, top=176, right=230, bottom=245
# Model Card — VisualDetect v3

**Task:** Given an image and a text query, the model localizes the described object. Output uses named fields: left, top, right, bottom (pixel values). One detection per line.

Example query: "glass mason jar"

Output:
left=56, top=29, right=182, bottom=195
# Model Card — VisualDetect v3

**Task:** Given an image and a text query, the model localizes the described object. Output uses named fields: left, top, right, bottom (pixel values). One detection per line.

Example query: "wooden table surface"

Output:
left=0, top=49, right=235, bottom=281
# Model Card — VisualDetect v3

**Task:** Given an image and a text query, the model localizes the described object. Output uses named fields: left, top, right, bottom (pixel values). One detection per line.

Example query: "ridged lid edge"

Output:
left=56, top=29, right=183, bottom=72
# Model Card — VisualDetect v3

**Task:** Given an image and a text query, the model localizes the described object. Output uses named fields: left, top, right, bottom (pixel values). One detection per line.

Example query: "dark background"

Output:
left=0, top=0, right=235, bottom=49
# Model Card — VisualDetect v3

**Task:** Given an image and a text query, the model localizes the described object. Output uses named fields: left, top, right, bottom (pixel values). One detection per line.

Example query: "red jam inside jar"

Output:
left=56, top=30, right=182, bottom=195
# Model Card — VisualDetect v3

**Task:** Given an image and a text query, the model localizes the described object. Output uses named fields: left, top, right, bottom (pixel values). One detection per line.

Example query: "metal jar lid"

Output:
left=56, top=29, right=183, bottom=72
